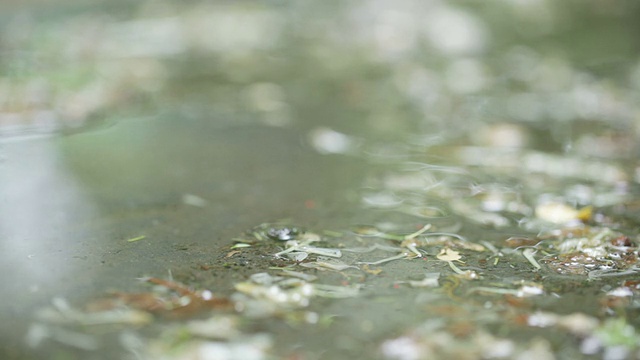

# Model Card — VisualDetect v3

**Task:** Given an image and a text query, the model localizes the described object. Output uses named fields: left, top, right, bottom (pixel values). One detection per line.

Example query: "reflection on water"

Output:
left=0, top=138, right=98, bottom=355
left=0, top=139, right=95, bottom=283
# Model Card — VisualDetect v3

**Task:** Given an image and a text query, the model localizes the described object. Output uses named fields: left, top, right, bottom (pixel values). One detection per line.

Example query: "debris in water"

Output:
left=300, top=256, right=358, bottom=271
left=181, top=193, right=208, bottom=207
left=231, top=243, right=251, bottom=249
left=521, top=248, right=541, bottom=271
left=233, top=270, right=359, bottom=317
left=274, top=240, right=342, bottom=258
left=266, top=226, right=302, bottom=241
left=277, top=269, right=318, bottom=282
left=146, top=333, right=273, bottom=360
left=580, top=317, right=640, bottom=358
left=437, top=248, right=477, bottom=278
left=87, top=277, right=232, bottom=319
left=399, top=224, right=433, bottom=257
left=406, top=273, right=440, bottom=288
left=436, top=248, right=461, bottom=262
left=126, top=235, right=146, bottom=243
left=26, top=323, right=100, bottom=350
left=185, top=315, right=242, bottom=340
left=235, top=275, right=314, bottom=308
left=309, top=127, right=355, bottom=154
left=536, top=202, right=590, bottom=224
left=362, top=264, right=383, bottom=275
left=538, top=226, right=639, bottom=276
left=468, top=282, right=543, bottom=298
left=358, top=252, right=415, bottom=266
left=36, top=297, right=152, bottom=326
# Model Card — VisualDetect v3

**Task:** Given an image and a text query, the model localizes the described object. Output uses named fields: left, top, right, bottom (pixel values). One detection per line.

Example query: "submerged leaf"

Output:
left=437, top=248, right=461, bottom=262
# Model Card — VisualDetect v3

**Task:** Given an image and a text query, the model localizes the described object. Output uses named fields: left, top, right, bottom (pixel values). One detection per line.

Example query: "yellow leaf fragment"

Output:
left=437, top=248, right=461, bottom=262
left=576, top=205, right=593, bottom=222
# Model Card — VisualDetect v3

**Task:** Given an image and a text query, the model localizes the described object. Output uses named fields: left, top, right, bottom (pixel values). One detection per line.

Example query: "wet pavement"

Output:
left=1, top=1, right=640, bottom=359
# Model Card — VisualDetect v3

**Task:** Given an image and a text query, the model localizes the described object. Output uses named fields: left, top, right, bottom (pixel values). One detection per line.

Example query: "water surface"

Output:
left=1, top=1, right=640, bottom=359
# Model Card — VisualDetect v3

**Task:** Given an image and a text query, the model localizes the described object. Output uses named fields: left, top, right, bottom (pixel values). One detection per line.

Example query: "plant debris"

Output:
left=537, top=226, right=639, bottom=276
left=86, top=277, right=233, bottom=319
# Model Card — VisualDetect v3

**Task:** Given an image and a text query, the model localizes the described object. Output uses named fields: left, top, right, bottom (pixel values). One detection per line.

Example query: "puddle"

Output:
left=1, top=1, right=640, bottom=359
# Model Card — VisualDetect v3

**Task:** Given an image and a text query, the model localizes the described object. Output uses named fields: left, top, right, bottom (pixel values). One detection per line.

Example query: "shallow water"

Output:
left=1, top=1, right=640, bottom=359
